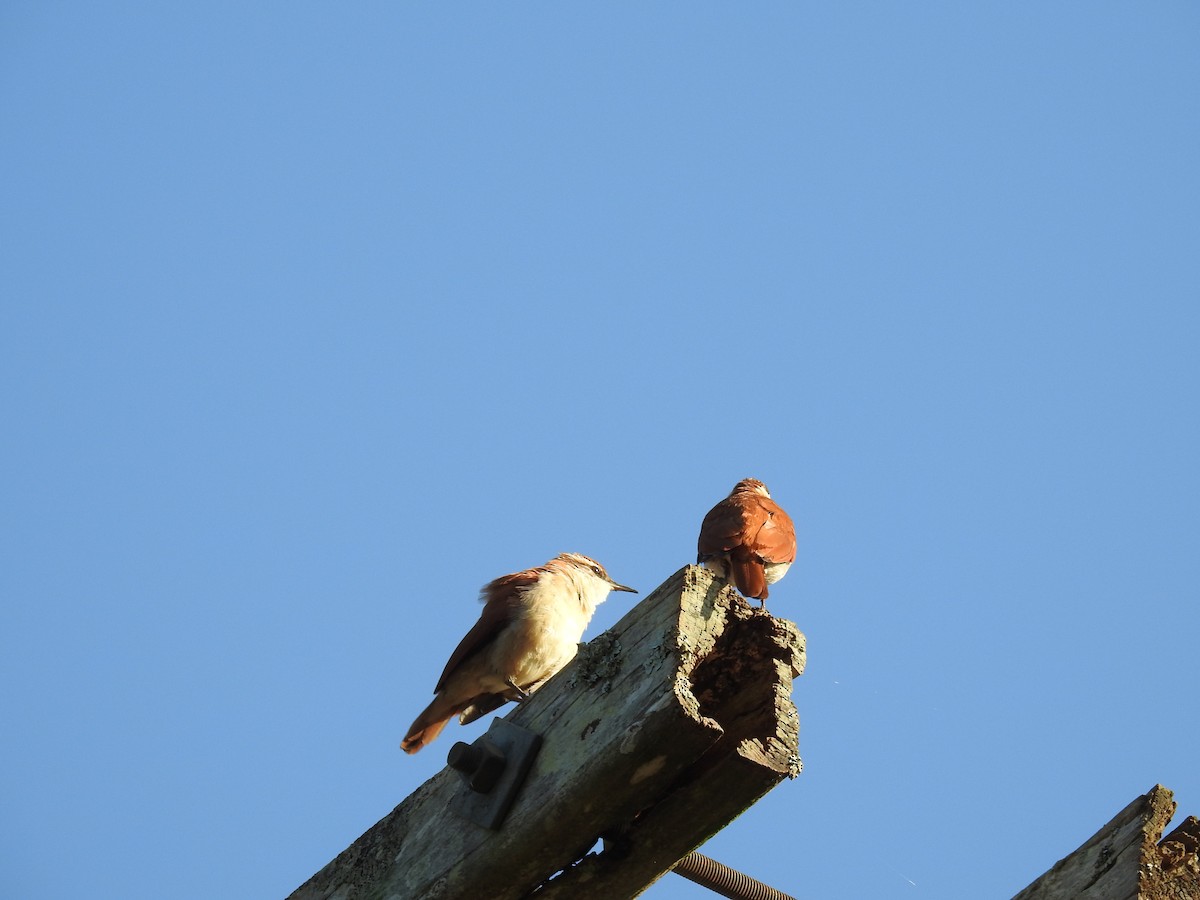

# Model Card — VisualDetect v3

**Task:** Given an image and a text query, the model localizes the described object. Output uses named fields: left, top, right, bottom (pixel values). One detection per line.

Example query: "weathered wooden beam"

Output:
left=287, top=565, right=805, bottom=900
left=1012, top=784, right=1200, bottom=900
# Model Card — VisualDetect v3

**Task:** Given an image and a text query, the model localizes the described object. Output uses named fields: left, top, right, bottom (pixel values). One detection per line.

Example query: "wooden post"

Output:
left=288, top=565, right=805, bottom=900
left=1012, top=784, right=1200, bottom=900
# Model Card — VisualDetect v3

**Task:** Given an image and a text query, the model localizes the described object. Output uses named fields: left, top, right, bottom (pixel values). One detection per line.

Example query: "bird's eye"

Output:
left=592, top=565, right=603, bottom=576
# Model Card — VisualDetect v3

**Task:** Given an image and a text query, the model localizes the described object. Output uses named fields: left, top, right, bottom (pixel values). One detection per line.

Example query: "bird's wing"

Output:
left=432, top=570, right=537, bottom=693
left=746, top=497, right=797, bottom=564
left=697, top=497, right=750, bottom=557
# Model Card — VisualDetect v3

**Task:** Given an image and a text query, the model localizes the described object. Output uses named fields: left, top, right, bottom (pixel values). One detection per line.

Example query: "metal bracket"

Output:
left=447, top=718, right=542, bottom=831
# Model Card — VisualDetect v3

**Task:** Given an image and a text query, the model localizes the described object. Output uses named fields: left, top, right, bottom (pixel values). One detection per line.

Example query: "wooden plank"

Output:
left=287, top=565, right=805, bottom=900
left=1012, top=784, right=1200, bottom=900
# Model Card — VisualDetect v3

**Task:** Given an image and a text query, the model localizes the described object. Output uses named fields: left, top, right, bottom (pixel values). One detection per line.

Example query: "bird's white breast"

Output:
left=764, top=561, right=792, bottom=584
left=493, top=568, right=607, bottom=687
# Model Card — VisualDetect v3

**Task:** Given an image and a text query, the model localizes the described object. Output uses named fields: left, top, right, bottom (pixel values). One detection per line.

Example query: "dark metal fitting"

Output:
left=447, top=719, right=543, bottom=831
left=447, top=738, right=507, bottom=793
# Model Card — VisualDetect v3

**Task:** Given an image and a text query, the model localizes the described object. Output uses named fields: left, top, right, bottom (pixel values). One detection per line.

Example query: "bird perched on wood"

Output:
left=401, top=552, right=636, bottom=754
left=697, top=478, right=796, bottom=607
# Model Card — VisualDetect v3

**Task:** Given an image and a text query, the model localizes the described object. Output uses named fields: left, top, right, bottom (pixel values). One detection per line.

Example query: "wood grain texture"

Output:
left=1012, top=784, right=1200, bottom=900
left=288, top=565, right=805, bottom=900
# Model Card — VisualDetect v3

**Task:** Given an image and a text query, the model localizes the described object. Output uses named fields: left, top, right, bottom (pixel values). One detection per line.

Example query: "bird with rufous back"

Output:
left=401, top=552, right=636, bottom=754
left=697, top=478, right=796, bottom=609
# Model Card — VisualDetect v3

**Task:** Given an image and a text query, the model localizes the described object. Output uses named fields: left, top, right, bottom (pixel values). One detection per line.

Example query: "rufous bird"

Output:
left=401, top=552, right=636, bottom=754
left=697, top=478, right=796, bottom=607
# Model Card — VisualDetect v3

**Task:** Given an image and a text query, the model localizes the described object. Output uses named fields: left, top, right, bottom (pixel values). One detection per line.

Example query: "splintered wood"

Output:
left=1013, top=784, right=1200, bottom=900
left=288, top=565, right=805, bottom=900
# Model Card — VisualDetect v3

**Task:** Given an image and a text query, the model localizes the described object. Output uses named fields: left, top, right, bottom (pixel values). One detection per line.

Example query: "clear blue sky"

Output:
left=3, top=4, right=1198, bottom=898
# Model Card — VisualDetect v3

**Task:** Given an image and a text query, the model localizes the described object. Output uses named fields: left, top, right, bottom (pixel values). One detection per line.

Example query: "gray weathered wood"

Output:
left=1012, top=784, right=1200, bottom=900
left=287, top=565, right=804, bottom=900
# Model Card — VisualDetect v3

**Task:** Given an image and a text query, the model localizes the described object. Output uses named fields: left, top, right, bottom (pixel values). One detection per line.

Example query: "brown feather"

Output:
left=697, top=501, right=749, bottom=556
left=431, top=570, right=537, bottom=693
left=728, top=546, right=768, bottom=599
left=401, top=695, right=463, bottom=753
left=459, top=692, right=513, bottom=725
left=401, top=682, right=521, bottom=752
left=745, top=495, right=797, bottom=564
left=697, top=479, right=797, bottom=601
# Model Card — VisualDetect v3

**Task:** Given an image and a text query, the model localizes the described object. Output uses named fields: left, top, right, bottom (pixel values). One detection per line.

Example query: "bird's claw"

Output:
left=506, top=678, right=531, bottom=702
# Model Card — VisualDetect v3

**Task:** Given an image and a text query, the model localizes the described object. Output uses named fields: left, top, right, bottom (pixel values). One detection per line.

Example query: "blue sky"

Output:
left=2, top=4, right=1198, bottom=898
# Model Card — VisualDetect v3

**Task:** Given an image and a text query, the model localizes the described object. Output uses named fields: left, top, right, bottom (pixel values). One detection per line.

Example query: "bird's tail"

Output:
left=729, top=548, right=768, bottom=600
left=401, top=695, right=465, bottom=754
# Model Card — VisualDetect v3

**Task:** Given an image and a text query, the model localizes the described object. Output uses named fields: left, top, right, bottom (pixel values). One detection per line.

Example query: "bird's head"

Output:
left=731, top=478, right=770, bottom=497
left=554, top=552, right=638, bottom=595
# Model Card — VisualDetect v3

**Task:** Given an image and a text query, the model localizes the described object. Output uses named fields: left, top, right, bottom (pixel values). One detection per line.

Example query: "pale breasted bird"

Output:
left=697, top=478, right=796, bottom=607
left=401, top=552, right=636, bottom=754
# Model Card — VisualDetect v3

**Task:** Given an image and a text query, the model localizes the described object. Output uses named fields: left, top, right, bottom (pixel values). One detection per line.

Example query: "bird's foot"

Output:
left=506, top=678, right=532, bottom=702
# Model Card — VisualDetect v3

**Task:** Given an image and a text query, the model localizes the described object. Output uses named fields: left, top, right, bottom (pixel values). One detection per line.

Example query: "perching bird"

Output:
left=697, top=478, right=796, bottom=607
left=401, top=552, right=636, bottom=754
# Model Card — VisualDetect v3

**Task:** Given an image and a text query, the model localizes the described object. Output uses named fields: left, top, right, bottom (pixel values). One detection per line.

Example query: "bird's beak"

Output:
left=609, top=580, right=637, bottom=593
